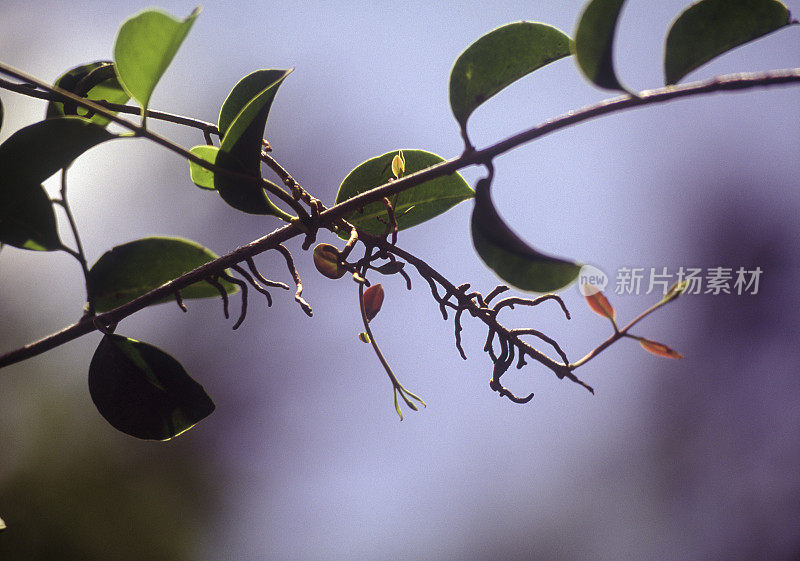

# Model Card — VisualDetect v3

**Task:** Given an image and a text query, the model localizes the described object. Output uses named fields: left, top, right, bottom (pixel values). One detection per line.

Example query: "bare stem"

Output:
left=55, top=168, right=94, bottom=315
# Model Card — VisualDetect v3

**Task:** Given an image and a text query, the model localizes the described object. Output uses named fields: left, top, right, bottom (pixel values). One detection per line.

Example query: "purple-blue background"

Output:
left=1, top=1, right=799, bottom=559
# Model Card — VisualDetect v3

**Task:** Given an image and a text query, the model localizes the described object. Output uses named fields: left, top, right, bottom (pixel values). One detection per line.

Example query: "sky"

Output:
left=1, top=1, right=799, bottom=560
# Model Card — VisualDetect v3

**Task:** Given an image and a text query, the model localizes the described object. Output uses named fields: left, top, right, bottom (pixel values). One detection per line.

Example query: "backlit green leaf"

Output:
left=0, top=182, right=61, bottom=251
left=113, top=7, right=200, bottom=110
left=664, top=0, right=793, bottom=85
left=46, top=61, right=130, bottom=126
left=471, top=177, right=580, bottom=292
left=188, top=144, right=219, bottom=190
left=335, top=150, right=473, bottom=235
left=574, top=0, right=629, bottom=92
left=0, top=516, right=5, bottom=532
left=89, top=334, right=215, bottom=440
left=88, top=236, right=237, bottom=313
left=214, top=69, right=292, bottom=215
left=449, top=22, right=572, bottom=129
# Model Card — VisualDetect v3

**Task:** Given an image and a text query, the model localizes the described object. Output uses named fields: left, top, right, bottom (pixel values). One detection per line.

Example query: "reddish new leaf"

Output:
left=639, top=338, right=684, bottom=359
left=585, top=289, right=615, bottom=321
left=363, top=284, right=385, bottom=322
left=313, top=243, right=346, bottom=279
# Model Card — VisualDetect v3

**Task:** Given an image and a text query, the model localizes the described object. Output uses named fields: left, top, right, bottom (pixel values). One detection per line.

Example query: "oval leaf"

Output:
left=219, top=69, right=291, bottom=154
left=0, top=116, right=116, bottom=186
left=46, top=61, right=130, bottom=126
left=363, top=283, right=385, bottom=322
left=335, top=150, right=473, bottom=235
left=113, top=7, right=200, bottom=109
left=89, top=334, right=215, bottom=440
left=214, top=69, right=292, bottom=215
left=639, top=338, right=684, bottom=359
left=0, top=182, right=61, bottom=251
left=449, top=22, right=573, bottom=129
left=585, top=289, right=616, bottom=321
left=88, top=236, right=237, bottom=313
left=313, top=243, right=346, bottom=279
left=574, top=0, right=629, bottom=92
left=218, top=69, right=291, bottom=140
left=471, top=177, right=581, bottom=292
left=188, top=144, right=219, bottom=190
left=664, top=0, right=793, bottom=85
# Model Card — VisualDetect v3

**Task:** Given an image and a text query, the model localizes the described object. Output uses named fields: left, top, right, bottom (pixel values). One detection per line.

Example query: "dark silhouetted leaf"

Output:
left=89, top=334, right=215, bottom=440
left=0, top=116, right=116, bottom=186
left=0, top=116, right=113, bottom=252
left=335, top=150, right=473, bottom=235
left=188, top=144, right=219, bottom=190
left=0, top=181, right=61, bottom=251
left=214, top=69, right=292, bottom=215
left=88, top=236, right=237, bottom=313
left=363, top=283, right=385, bottom=322
left=639, top=338, right=684, bottom=359
left=0, top=96, right=3, bottom=133
left=113, top=7, right=200, bottom=109
left=449, top=22, right=572, bottom=128
left=471, top=177, right=580, bottom=292
left=46, top=61, right=130, bottom=126
left=574, top=0, right=629, bottom=92
left=585, top=289, right=616, bottom=321
left=374, top=261, right=405, bottom=275
left=218, top=69, right=291, bottom=140
left=664, top=0, right=793, bottom=85
left=313, top=243, right=346, bottom=279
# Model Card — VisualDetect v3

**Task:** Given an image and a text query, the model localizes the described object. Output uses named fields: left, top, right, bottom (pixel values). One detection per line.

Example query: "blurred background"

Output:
left=1, top=1, right=798, bottom=559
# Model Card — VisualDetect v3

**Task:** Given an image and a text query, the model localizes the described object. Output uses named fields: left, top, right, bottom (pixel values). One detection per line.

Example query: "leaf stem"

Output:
left=570, top=298, right=672, bottom=369
left=358, top=271, right=425, bottom=419
left=55, top=168, right=95, bottom=315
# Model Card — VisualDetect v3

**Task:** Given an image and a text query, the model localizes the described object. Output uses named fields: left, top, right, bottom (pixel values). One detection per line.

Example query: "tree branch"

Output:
left=1, top=68, right=799, bottom=369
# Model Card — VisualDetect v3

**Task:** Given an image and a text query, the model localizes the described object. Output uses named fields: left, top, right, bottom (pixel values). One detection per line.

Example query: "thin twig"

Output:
left=274, top=244, right=313, bottom=317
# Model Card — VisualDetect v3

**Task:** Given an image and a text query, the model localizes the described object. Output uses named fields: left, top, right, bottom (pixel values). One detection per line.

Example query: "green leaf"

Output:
left=213, top=69, right=292, bottom=215
left=219, top=69, right=291, bottom=152
left=471, top=177, right=580, bottom=292
left=88, top=236, right=238, bottom=313
left=188, top=144, right=219, bottom=190
left=0, top=117, right=113, bottom=252
left=46, top=61, right=130, bottom=126
left=89, top=334, right=215, bottom=440
left=449, top=22, right=573, bottom=129
left=664, top=0, right=793, bottom=85
left=113, top=7, right=200, bottom=110
left=0, top=181, right=61, bottom=251
left=218, top=69, right=289, bottom=139
left=0, top=116, right=116, bottom=185
left=0, top=516, right=5, bottom=532
left=574, top=0, right=629, bottom=92
left=335, top=150, right=474, bottom=235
